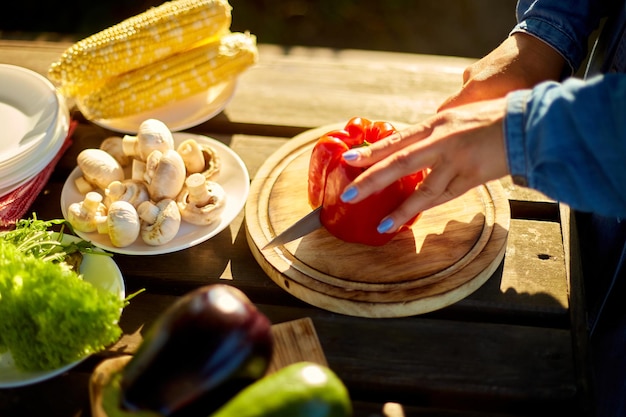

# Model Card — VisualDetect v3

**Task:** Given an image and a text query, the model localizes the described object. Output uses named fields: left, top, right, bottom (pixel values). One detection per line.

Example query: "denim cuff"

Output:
left=511, top=17, right=585, bottom=75
left=504, top=89, right=532, bottom=187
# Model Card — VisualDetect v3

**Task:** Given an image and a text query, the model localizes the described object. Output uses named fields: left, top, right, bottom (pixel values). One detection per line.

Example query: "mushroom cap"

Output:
left=77, top=148, right=124, bottom=190
left=107, top=200, right=140, bottom=247
left=145, top=149, right=186, bottom=201
left=100, top=136, right=130, bottom=167
left=123, top=119, right=174, bottom=161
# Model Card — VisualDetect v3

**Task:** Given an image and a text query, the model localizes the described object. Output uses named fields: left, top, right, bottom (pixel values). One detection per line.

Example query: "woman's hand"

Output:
left=340, top=98, right=510, bottom=233
left=438, top=32, right=566, bottom=111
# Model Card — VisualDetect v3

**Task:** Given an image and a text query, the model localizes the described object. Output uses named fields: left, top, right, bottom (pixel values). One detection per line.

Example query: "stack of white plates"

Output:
left=0, top=64, right=70, bottom=197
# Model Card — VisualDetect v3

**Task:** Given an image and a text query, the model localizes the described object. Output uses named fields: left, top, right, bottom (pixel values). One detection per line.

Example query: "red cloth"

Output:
left=0, top=120, right=77, bottom=229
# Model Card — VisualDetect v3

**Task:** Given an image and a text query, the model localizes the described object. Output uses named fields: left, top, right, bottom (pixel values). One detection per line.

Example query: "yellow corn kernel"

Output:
left=48, top=0, right=232, bottom=95
left=75, top=32, right=258, bottom=120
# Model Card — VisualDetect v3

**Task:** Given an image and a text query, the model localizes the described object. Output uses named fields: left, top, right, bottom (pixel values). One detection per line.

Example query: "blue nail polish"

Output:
left=340, top=186, right=358, bottom=202
left=342, top=149, right=359, bottom=161
left=377, top=217, right=395, bottom=234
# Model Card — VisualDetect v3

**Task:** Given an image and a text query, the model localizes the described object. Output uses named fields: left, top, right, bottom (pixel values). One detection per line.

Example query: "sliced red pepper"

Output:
left=308, top=117, right=426, bottom=246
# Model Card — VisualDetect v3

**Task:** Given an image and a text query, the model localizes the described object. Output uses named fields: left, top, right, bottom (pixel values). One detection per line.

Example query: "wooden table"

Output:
left=0, top=39, right=592, bottom=416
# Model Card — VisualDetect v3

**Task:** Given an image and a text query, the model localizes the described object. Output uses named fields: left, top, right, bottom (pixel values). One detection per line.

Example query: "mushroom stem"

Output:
left=83, top=192, right=104, bottom=212
left=186, top=173, right=212, bottom=206
left=177, top=139, right=205, bottom=175
left=137, top=201, right=160, bottom=224
left=132, top=159, right=147, bottom=181
left=67, top=191, right=108, bottom=233
left=176, top=177, right=226, bottom=226
left=105, top=180, right=149, bottom=208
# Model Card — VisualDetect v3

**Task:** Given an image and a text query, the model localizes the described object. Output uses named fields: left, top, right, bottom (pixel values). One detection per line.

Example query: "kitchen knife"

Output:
left=262, top=206, right=323, bottom=250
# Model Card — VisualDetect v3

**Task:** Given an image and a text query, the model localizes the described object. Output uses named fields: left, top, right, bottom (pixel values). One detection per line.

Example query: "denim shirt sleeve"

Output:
left=505, top=74, right=626, bottom=217
left=511, top=0, right=614, bottom=73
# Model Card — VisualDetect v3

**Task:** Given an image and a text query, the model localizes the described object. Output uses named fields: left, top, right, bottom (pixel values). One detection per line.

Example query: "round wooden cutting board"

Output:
left=245, top=123, right=510, bottom=318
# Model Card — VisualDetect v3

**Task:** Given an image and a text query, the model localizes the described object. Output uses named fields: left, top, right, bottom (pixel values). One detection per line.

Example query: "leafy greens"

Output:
left=0, top=216, right=125, bottom=371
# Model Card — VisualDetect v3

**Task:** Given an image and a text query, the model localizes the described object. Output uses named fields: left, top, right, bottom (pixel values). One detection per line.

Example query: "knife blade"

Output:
left=262, top=207, right=323, bottom=250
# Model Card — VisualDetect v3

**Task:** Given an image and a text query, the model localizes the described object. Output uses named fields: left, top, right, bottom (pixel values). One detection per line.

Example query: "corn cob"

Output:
left=75, top=32, right=258, bottom=120
left=48, top=0, right=232, bottom=95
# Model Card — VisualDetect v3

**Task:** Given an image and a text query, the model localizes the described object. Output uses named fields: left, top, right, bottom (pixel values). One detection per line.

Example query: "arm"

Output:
left=507, top=74, right=626, bottom=217
left=439, top=0, right=611, bottom=111
left=437, top=32, right=566, bottom=110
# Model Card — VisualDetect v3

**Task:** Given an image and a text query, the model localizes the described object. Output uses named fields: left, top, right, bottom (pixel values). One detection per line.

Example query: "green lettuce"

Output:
left=0, top=220, right=125, bottom=371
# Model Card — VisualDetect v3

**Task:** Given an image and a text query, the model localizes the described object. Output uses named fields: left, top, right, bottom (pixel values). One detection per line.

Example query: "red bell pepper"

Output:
left=308, top=117, right=426, bottom=246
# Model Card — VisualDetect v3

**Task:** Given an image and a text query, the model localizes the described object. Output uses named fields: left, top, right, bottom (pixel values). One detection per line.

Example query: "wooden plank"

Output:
left=0, top=40, right=67, bottom=75
left=0, top=370, right=92, bottom=417
left=226, top=45, right=473, bottom=128
left=560, top=205, right=594, bottom=414
left=454, top=218, right=569, bottom=326
left=358, top=401, right=537, bottom=417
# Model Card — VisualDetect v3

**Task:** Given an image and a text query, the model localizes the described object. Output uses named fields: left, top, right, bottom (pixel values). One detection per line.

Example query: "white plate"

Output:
left=0, top=95, right=69, bottom=193
left=60, top=133, right=250, bottom=255
left=80, top=80, right=237, bottom=134
left=0, top=235, right=125, bottom=388
left=0, top=64, right=60, bottom=164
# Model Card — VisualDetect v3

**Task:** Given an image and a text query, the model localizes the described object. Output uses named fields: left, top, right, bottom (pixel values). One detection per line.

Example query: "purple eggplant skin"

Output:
left=119, top=284, right=274, bottom=417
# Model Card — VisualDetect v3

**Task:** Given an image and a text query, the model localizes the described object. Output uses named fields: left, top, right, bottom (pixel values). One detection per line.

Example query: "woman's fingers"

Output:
left=340, top=138, right=437, bottom=205
left=377, top=170, right=482, bottom=233
left=342, top=122, right=434, bottom=167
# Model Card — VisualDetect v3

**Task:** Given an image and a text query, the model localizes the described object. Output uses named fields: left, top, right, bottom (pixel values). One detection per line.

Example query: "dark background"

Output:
left=1, top=0, right=518, bottom=58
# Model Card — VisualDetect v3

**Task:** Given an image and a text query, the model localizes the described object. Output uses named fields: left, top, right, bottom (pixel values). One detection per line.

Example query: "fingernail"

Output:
left=340, top=186, right=358, bottom=202
left=342, top=149, right=360, bottom=161
left=377, top=217, right=395, bottom=234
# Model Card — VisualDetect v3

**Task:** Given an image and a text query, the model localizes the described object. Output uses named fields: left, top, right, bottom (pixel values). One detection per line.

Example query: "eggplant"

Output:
left=119, top=284, right=273, bottom=417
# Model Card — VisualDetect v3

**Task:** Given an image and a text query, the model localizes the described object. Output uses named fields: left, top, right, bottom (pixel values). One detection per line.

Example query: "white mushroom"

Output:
left=177, top=138, right=205, bottom=175
left=66, top=191, right=107, bottom=233
left=76, top=148, right=124, bottom=192
left=104, top=179, right=150, bottom=208
left=176, top=173, right=226, bottom=226
left=137, top=199, right=181, bottom=246
left=100, top=136, right=130, bottom=167
left=144, top=149, right=186, bottom=201
left=176, top=139, right=221, bottom=179
left=122, top=119, right=174, bottom=161
left=97, top=200, right=140, bottom=247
